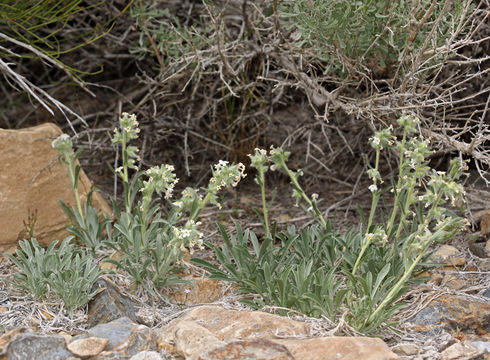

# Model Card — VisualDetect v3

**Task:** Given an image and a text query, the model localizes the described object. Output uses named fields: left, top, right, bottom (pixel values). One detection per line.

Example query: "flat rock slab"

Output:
left=439, top=341, right=482, bottom=360
left=167, top=277, right=229, bottom=305
left=201, top=339, right=294, bottom=360
left=0, top=123, right=111, bottom=252
left=6, top=333, right=73, bottom=360
left=161, top=305, right=309, bottom=343
left=158, top=305, right=399, bottom=360
left=67, top=336, right=109, bottom=358
left=409, top=295, right=490, bottom=335
left=129, top=350, right=165, bottom=360
left=274, top=337, right=399, bottom=360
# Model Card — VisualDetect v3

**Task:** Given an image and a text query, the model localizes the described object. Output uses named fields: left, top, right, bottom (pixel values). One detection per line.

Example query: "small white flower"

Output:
left=371, top=136, right=380, bottom=146
left=173, top=200, right=183, bottom=208
left=115, top=166, right=123, bottom=173
left=369, top=184, right=378, bottom=193
left=311, top=193, right=319, bottom=200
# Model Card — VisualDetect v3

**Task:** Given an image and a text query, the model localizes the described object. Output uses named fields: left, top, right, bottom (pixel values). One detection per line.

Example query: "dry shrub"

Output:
left=0, top=0, right=488, bottom=187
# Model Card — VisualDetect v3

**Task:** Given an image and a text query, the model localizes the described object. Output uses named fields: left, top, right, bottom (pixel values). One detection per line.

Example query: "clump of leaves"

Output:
left=279, top=0, right=471, bottom=79
left=6, top=238, right=104, bottom=311
left=105, top=113, right=247, bottom=291
left=195, top=114, right=467, bottom=334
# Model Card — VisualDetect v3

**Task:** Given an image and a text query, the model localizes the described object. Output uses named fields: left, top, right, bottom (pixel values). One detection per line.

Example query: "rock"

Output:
left=471, top=341, right=490, bottom=353
left=433, top=245, right=460, bottom=260
left=87, top=279, right=138, bottom=328
left=0, top=328, right=24, bottom=354
left=480, top=259, right=490, bottom=272
left=6, top=332, right=73, bottom=360
left=160, top=306, right=309, bottom=344
left=391, top=343, right=420, bottom=356
left=158, top=306, right=399, bottom=360
left=440, top=341, right=481, bottom=360
left=483, top=288, right=490, bottom=299
left=486, top=240, right=490, bottom=258
left=481, top=211, right=490, bottom=237
left=409, top=296, right=490, bottom=334
left=82, top=317, right=155, bottom=358
left=441, top=274, right=466, bottom=290
left=274, top=337, right=399, bottom=360
left=167, top=276, right=229, bottom=305
left=432, top=245, right=466, bottom=267
left=67, top=337, right=109, bottom=358
left=430, top=272, right=444, bottom=285
left=129, top=350, right=164, bottom=360
left=201, top=339, right=294, bottom=360
left=469, top=242, right=486, bottom=258
left=173, top=321, right=225, bottom=360
left=0, top=124, right=111, bottom=253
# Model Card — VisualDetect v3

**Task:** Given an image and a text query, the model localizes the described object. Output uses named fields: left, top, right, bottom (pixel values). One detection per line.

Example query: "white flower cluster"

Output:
left=171, top=219, right=204, bottom=255
left=207, top=161, right=246, bottom=208
left=365, top=228, right=388, bottom=245
left=139, top=164, right=179, bottom=212
left=368, top=184, right=378, bottom=193
left=369, top=126, right=394, bottom=150
left=172, top=187, right=202, bottom=212
left=51, top=134, right=74, bottom=162
left=112, top=113, right=141, bottom=172
left=112, top=112, right=141, bottom=143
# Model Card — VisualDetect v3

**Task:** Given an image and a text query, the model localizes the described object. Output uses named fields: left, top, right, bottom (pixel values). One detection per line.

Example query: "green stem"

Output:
left=393, top=176, right=416, bottom=243
left=281, top=161, right=327, bottom=228
left=191, top=192, right=213, bottom=221
left=352, top=147, right=380, bottom=276
left=366, top=249, right=425, bottom=325
left=386, top=131, right=408, bottom=236
left=259, top=169, right=270, bottom=238
left=140, top=190, right=154, bottom=248
left=366, top=148, right=381, bottom=232
left=68, top=158, right=85, bottom=227
left=121, top=136, right=131, bottom=213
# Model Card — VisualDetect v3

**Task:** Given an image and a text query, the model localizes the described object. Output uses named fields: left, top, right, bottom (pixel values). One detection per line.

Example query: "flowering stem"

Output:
left=366, top=147, right=381, bottom=232
left=352, top=148, right=381, bottom=276
left=279, top=160, right=327, bottom=228
left=121, top=134, right=131, bottom=214
left=258, top=168, right=270, bottom=238
left=393, top=177, right=416, bottom=243
left=386, top=130, right=408, bottom=236
left=192, top=192, right=212, bottom=221
left=67, top=157, right=85, bottom=227
left=366, top=248, right=426, bottom=326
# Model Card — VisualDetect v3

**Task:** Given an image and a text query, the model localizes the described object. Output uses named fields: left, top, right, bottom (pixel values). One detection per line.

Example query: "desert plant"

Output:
left=196, top=114, right=467, bottom=333
left=6, top=238, right=57, bottom=298
left=52, top=134, right=110, bottom=254
left=105, top=113, right=247, bottom=290
left=279, top=0, right=470, bottom=79
left=6, top=238, right=103, bottom=311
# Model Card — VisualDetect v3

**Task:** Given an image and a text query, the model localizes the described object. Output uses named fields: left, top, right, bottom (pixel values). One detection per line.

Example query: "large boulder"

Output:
left=0, top=123, right=111, bottom=252
left=157, top=306, right=400, bottom=360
